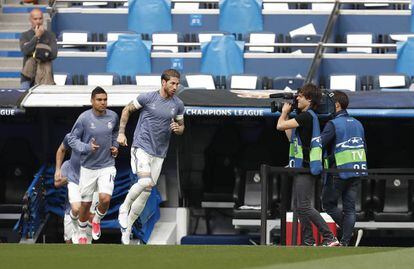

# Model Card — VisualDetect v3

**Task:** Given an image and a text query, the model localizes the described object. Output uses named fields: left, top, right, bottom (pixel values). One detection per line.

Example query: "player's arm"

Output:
left=54, top=143, right=68, bottom=188
left=111, top=115, right=120, bottom=158
left=117, top=101, right=139, bottom=146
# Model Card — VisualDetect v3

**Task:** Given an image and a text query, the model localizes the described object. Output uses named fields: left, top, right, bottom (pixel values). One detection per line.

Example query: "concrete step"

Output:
left=0, top=23, right=30, bottom=32
left=0, top=57, right=23, bottom=69
left=0, top=33, right=21, bottom=39
left=147, top=222, right=176, bottom=245
left=1, top=4, right=48, bottom=13
left=0, top=78, right=20, bottom=89
left=0, top=40, right=20, bottom=50
left=0, top=14, right=28, bottom=23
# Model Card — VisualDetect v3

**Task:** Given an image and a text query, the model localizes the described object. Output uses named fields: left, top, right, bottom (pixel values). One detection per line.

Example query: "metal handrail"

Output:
left=56, top=41, right=399, bottom=48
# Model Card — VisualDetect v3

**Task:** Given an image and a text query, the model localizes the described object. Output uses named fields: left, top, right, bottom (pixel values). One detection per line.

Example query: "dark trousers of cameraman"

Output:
left=293, top=174, right=335, bottom=245
left=322, top=176, right=359, bottom=246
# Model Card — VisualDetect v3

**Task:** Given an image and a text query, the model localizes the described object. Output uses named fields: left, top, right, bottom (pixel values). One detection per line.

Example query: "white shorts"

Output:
left=79, top=166, right=116, bottom=202
left=63, top=213, right=74, bottom=241
left=67, top=182, right=81, bottom=204
left=131, top=147, right=164, bottom=184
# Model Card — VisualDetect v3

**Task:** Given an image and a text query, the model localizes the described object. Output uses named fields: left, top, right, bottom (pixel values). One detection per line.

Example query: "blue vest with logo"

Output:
left=330, top=114, right=367, bottom=179
left=289, top=109, right=323, bottom=175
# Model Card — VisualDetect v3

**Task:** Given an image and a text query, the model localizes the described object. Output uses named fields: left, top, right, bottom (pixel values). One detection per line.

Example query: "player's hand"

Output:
left=282, top=103, right=292, bottom=114
left=110, top=146, right=118, bottom=158
left=90, top=138, right=100, bottom=152
left=170, top=119, right=181, bottom=134
left=117, top=133, right=128, bottom=146
left=54, top=171, right=68, bottom=188
left=34, top=25, right=44, bottom=38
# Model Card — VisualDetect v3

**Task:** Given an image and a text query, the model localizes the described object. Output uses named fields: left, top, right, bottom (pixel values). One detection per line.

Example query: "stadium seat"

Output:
left=184, top=74, right=216, bottom=90
left=214, top=75, right=227, bottom=89
left=289, top=34, right=321, bottom=53
left=174, top=2, right=199, bottom=11
left=373, top=73, right=411, bottom=90
left=0, top=137, right=38, bottom=205
left=232, top=170, right=279, bottom=220
left=262, top=3, right=290, bottom=11
left=273, top=76, right=305, bottom=91
left=373, top=179, right=414, bottom=221
left=328, top=74, right=361, bottom=91
left=198, top=32, right=225, bottom=43
left=71, top=74, right=86, bottom=85
left=227, top=75, right=262, bottom=90
left=152, top=32, right=180, bottom=53
left=135, top=74, right=161, bottom=88
left=120, top=75, right=134, bottom=85
left=107, top=31, right=137, bottom=42
left=261, top=76, right=273, bottom=90
left=53, top=73, right=71, bottom=86
left=82, top=1, right=108, bottom=8
left=361, top=75, right=374, bottom=91
left=311, top=3, right=335, bottom=11
left=248, top=32, right=276, bottom=53
left=59, top=30, right=90, bottom=51
left=345, top=33, right=374, bottom=53
left=87, top=73, right=119, bottom=86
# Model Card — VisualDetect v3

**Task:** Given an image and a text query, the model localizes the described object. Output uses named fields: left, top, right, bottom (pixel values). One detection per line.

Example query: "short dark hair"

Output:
left=333, top=90, right=349, bottom=109
left=91, top=86, right=107, bottom=99
left=297, top=83, right=322, bottom=109
left=161, top=69, right=180, bottom=82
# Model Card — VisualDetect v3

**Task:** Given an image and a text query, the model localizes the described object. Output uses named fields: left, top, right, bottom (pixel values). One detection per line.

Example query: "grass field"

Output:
left=1, top=245, right=414, bottom=269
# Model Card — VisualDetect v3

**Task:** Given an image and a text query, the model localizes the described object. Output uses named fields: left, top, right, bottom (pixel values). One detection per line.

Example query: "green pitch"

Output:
left=1, top=245, right=413, bottom=269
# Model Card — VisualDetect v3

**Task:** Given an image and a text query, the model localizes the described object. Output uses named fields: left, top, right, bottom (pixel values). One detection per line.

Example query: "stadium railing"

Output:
left=258, top=165, right=414, bottom=245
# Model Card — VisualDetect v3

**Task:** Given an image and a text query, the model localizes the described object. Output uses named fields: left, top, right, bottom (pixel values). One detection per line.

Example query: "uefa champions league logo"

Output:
left=336, top=137, right=364, bottom=149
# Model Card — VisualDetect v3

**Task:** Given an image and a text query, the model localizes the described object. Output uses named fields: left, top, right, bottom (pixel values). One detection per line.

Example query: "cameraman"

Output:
left=321, top=90, right=367, bottom=247
left=277, top=83, right=339, bottom=247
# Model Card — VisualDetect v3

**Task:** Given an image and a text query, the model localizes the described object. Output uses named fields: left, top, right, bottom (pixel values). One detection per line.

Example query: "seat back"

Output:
left=346, top=33, right=373, bottom=53
left=198, top=32, right=224, bottom=43
left=373, top=73, right=410, bottom=90
left=0, top=138, right=38, bottom=204
left=152, top=33, right=179, bottom=53
left=53, top=73, right=70, bottom=86
left=329, top=74, right=361, bottom=91
left=87, top=73, right=118, bottom=86
left=107, top=31, right=136, bottom=42
left=262, top=3, right=289, bottom=11
left=184, top=74, right=216, bottom=90
left=60, top=31, right=89, bottom=50
left=229, top=75, right=261, bottom=89
left=248, top=32, right=276, bottom=53
left=273, top=76, right=305, bottom=91
left=383, top=179, right=410, bottom=213
left=290, top=34, right=321, bottom=53
left=135, top=74, right=161, bottom=88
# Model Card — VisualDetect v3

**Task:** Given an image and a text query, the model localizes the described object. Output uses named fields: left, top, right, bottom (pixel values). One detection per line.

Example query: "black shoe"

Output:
left=322, top=237, right=340, bottom=247
left=303, top=241, right=316, bottom=247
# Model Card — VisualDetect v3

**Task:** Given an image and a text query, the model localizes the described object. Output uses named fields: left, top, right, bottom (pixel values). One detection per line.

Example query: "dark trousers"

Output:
left=293, top=174, right=334, bottom=245
left=322, top=176, right=359, bottom=246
